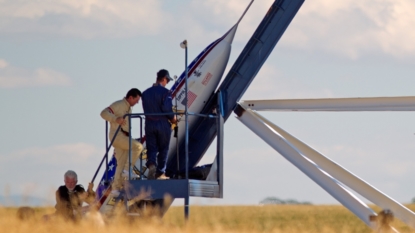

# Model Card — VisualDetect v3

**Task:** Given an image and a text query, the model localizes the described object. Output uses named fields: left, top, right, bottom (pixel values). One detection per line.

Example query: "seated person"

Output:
left=55, top=170, right=95, bottom=221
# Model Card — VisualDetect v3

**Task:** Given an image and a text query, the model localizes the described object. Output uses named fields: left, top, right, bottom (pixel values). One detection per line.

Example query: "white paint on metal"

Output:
left=206, top=156, right=217, bottom=181
left=236, top=105, right=378, bottom=228
left=240, top=103, right=415, bottom=229
left=241, top=96, right=415, bottom=111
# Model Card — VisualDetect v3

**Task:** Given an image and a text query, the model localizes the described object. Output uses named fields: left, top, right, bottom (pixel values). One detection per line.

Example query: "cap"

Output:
left=157, top=69, right=173, bottom=81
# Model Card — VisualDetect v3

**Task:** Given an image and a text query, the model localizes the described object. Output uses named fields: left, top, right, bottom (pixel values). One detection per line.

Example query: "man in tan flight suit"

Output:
left=100, top=88, right=143, bottom=195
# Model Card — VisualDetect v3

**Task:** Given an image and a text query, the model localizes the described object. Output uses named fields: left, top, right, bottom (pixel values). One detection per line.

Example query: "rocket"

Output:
left=95, top=1, right=253, bottom=213
left=167, top=17, right=243, bottom=165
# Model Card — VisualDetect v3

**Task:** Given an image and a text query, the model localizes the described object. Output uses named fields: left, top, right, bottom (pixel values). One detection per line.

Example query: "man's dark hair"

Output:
left=126, top=88, right=142, bottom=98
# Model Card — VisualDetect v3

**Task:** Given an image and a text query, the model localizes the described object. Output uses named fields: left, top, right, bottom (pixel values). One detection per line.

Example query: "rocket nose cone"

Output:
left=223, top=25, right=238, bottom=44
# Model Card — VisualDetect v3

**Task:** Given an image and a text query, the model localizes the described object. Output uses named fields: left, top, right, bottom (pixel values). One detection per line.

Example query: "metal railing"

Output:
left=91, top=111, right=219, bottom=184
left=91, top=94, right=224, bottom=220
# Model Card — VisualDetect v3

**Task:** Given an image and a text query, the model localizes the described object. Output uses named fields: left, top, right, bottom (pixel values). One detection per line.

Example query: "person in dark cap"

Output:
left=141, top=69, right=177, bottom=179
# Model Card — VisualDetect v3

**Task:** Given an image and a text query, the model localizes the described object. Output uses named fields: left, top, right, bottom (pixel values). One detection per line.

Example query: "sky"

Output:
left=1, top=0, right=415, bottom=208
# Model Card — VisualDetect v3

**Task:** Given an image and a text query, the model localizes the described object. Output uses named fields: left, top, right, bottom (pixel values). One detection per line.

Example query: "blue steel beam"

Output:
left=167, top=0, right=305, bottom=174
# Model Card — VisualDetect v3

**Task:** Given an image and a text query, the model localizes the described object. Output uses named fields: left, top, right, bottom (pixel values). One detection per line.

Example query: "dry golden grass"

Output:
left=2, top=204, right=415, bottom=233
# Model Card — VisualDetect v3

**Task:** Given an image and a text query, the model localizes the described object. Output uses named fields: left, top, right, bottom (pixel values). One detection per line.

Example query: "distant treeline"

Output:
left=260, top=197, right=312, bottom=205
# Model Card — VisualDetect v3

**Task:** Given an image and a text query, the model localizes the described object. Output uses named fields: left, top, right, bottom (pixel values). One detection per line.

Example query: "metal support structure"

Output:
left=174, top=75, right=180, bottom=176
left=91, top=125, right=122, bottom=183
left=217, top=92, right=224, bottom=198
left=105, top=121, right=109, bottom=183
left=124, top=115, right=132, bottom=212
left=128, top=115, right=132, bottom=181
left=235, top=104, right=378, bottom=228
left=234, top=99, right=415, bottom=231
left=243, top=104, right=415, bottom=229
left=240, top=96, right=415, bottom=112
left=139, top=116, right=143, bottom=180
left=181, top=39, right=190, bottom=220
left=183, top=39, right=189, bottom=181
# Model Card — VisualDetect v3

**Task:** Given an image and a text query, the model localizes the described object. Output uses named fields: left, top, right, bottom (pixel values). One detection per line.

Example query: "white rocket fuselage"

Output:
left=166, top=25, right=238, bottom=164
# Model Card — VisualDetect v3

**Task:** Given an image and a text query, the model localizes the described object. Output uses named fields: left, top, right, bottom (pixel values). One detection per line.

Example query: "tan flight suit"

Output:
left=100, top=98, right=143, bottom=190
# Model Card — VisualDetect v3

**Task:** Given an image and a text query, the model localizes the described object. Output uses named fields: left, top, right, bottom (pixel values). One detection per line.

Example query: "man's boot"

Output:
left=147, top=165, right=156, bottom=180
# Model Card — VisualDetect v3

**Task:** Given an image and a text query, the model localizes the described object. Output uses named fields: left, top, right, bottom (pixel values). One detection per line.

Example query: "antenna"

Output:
left=236, top=0, right=254, bottom=25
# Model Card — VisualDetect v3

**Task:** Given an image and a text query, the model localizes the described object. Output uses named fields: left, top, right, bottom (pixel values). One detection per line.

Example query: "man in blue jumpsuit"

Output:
left=142, top=69, right=177, bottom=179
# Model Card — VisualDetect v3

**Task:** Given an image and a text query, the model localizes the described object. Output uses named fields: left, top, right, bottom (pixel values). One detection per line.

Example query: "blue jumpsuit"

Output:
left=142, top=83, right=174, bottom=175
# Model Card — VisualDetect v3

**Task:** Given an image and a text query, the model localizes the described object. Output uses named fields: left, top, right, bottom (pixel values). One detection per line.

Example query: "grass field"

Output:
left=2, top=204, right=415, bottom=233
